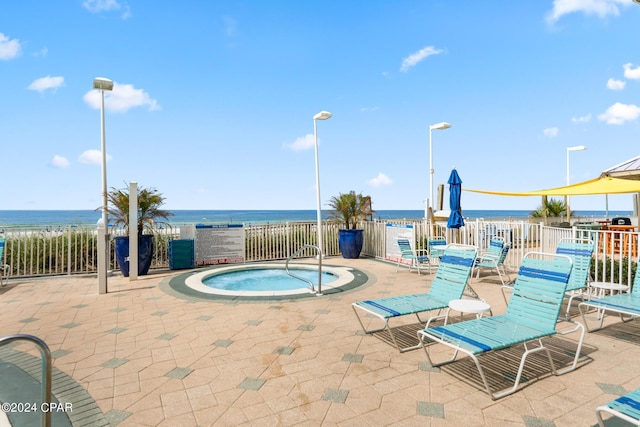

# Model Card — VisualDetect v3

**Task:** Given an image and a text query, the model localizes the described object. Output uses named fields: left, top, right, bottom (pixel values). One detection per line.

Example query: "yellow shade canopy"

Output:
left=464, top=176, right=640, bottom=197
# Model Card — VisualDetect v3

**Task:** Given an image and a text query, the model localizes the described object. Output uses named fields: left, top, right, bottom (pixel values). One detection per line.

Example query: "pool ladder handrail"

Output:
left=0, top=334, right=52, bottom=427
left=285, top=245, right=323, bottom=295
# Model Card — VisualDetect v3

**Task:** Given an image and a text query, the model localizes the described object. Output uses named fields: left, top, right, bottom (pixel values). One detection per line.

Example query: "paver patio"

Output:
left=1, top=256, right=640, bottom=426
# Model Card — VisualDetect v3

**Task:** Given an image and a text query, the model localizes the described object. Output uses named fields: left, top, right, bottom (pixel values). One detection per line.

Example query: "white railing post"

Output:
left=67, top=226, right=72, bottom=276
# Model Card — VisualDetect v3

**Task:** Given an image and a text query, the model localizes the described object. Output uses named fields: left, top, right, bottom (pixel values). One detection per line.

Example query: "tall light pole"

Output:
left=428, top=121, right=452, bottom=219
left=313, top=111, right=332, bottom=258
left=566, top=145, right=587, bottom=222
left=94, top=77, right=113, bottom=293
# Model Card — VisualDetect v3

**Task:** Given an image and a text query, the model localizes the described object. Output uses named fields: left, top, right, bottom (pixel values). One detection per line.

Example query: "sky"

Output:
left=1, top=0, right=639, bottom=213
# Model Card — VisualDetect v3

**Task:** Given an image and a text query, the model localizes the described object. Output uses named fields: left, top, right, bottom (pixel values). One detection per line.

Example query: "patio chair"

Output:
left=556, top=238, right=594, bottom=319
left=395, top=238, right=431, bottom=275
left=502, top=238, right=594, bottom=317
left=418, top=251, right=585, bottom=400
left=596, top=387, right=640, bottom=426
left=578, top=259, right=640, bottom=332
left=474, top=238, right=511, bottom=285
left=427, top=236, right=447, bottom=259
left=352, top=244, right=477, bottom=352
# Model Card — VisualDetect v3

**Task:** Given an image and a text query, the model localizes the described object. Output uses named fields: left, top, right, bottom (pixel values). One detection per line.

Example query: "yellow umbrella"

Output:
left=464, top=176, right=640, bottom=197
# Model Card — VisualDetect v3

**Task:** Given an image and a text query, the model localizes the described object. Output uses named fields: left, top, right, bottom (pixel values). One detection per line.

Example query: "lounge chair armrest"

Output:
left=477, top=253, right=499, bottom=262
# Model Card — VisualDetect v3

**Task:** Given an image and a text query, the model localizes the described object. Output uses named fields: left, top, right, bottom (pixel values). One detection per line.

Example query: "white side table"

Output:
left=445, top=299, right=492, bottom=325
left=590, top=282, right=629, bottom=298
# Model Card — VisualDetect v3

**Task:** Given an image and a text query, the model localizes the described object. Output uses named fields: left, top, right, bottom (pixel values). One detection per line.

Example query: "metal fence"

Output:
left=1, top=220, right=637, bottom=286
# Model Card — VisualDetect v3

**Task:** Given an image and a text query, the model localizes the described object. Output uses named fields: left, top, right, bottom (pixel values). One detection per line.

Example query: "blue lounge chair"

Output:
left=474, top=238, right=511, bottom=285
left=555, top=238, right=594, bottom=319
left=395, top=238, right=431, bottom=275
left=353, top=244, right=477, bottom=352
left=502, top=238, right=594, bottom=316
left=428, top=236, right=447, bottom=260
left=418, top=251, right=585, bottom=400
left=578, top=258, right=640, bottom=332
left=596, top=387, right=640, bottom=426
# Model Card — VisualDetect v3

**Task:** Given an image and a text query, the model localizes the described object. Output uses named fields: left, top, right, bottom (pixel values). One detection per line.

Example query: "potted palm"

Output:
left=530, top=197, right=568, bottom=226
left=327, top=191, right=374, bottom=258
left=106, top=184, right=174, bottom=276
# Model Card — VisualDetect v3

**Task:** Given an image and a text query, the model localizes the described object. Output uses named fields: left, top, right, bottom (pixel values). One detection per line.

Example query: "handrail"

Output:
left=285, top=245, right=323, bottom=295
left=0, top=334, right=52, bottom=427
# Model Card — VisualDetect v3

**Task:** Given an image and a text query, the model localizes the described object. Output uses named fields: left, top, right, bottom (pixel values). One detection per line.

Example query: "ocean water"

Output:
left=0, top=209, right=633, bottom=228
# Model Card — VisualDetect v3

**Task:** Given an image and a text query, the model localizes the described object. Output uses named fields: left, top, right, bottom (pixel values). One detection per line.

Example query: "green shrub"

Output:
left=591, top=257, right=638, bottom=284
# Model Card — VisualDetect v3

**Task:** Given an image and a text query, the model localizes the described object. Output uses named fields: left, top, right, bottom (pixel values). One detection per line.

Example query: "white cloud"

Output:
left=598, top=102, right=640, bottom=125
left=400, top=46, right=443, bottom=72
left=78, top=149, right=112, bottom=164
left=283, top=134, right=315, bottom=151
left=546, top=0, right=630, bottom=24
left=28, top=76, right=64, bottom=93
left=83, top=82, right=160, bottom=112
left=223, top=15, right=237, bottom=37
left=33, top=47, right=48, bottom=57
left=571, top=114, right=592, bottom=123
left=543, top=127, right=559, bottom=137
left=83, top=0, right=131, bottom=19
left=368, top=172, right=392, bottom=187
left=51, top=155, right=70, bottom=168
left=0, top=32, right=21, bottom=60
left=83, top=0, right=119, bottom=12
left=120, top=5, right=131, bottom=19
left=623, top=62, right=640, bottom=80
left=606, top=78, right=626, bottom=90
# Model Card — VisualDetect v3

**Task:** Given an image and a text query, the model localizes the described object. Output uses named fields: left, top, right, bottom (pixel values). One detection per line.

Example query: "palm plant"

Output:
left=530, top=197, right=567, bottom=218
left=327, top=191, right=374, bottom=229
left=106, top=184, right=174, bottom=235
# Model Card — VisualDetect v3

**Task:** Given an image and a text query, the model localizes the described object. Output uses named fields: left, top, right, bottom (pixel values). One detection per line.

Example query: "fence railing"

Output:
left=1, top=220, right=637, bottom=287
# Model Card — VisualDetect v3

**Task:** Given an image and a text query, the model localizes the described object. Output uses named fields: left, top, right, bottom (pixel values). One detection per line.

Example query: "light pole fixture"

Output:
left=94, top=77, right=113, bottom=293
left=428, top=121, right=452, bottom=219
left=313, top=111, right=332, bottom=259
left=566, top=145, right=587, bottom=221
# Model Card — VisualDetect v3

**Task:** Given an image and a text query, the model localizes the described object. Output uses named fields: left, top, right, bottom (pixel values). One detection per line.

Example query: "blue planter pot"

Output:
left=338, top=229, right=364, bottom=259
left=114, top=235, right=154, bottom=277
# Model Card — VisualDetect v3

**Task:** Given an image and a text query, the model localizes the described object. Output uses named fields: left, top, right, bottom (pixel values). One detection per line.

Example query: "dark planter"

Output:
left=114, top=235, right=154, bottom=277
left=338, top=229, right=364, bottom=259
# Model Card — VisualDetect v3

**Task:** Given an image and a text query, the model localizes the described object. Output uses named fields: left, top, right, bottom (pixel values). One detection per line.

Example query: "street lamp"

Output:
left=313, top=111, right=332, bottom=259
left=94, top=77, right=113, bottom=293
left=566, top=145, right=587, bottom=221
left=428, top=121, right=452, bottom=219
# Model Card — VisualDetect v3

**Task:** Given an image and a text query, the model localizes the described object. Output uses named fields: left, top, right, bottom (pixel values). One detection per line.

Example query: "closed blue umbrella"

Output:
left=447, top=169, right=465, bottom=229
